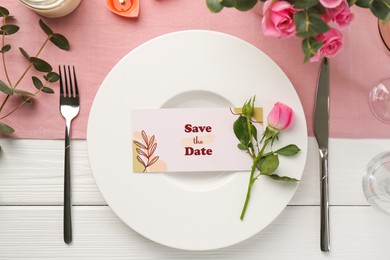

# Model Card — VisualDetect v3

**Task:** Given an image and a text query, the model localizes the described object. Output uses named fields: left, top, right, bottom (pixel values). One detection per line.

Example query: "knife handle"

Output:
left=319, top=148, right=330, bottom=252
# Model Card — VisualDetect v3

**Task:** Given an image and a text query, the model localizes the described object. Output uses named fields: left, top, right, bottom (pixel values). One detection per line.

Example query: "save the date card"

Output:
left=131, top=108, right=263, bottom=173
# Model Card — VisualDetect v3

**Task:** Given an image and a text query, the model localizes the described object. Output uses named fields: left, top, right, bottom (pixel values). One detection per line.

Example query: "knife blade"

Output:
left=313, top=57, right=330, bottom=252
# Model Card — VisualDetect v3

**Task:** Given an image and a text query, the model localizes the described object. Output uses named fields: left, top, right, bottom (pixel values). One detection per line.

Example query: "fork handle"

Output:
left=64, top=120, right=72, bottom=244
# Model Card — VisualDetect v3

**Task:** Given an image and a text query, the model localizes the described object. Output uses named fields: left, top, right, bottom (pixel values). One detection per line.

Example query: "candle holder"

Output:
left=19, top=0, right=81, bottom=18
left=106, top=0, right=139, bottom=18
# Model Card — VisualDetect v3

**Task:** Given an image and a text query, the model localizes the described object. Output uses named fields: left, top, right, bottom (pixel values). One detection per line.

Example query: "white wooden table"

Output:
left=0, top=137, right=389, bottom=259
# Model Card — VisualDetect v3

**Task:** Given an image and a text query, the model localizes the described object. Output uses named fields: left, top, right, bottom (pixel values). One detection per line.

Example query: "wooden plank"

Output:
left=0, top=205, right=389, bottom=259
left=0, top=138, right=389, bottom=206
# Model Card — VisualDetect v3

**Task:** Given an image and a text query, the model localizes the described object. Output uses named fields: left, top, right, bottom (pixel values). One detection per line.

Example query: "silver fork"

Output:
left=59, top=65, right=80, bottom=244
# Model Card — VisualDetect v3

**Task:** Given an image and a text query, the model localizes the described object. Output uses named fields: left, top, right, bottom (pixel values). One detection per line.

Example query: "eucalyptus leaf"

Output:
left=14, top=89, right=33, bottom=96
left=50, top=33, right=70, bottom=50
left=0, top=44, right=10, bottom=53
left=44, top=72, right=60, bottom=82
left=30, top=57, right=52, bottom=72
left=19, top=47, right=30, bottom=60
left=266, top=174, right=299, bottom=182
left=0, top=79, right=13, bottom=95
left=1, top=24, right=19, bottom=35
left=206, top=0, right=224, bottom=13
left=32, top=76, right=43, bottom=89
left=0, top=6, right=9, bottom=17
left=233, top=115, right=250, bottom=146
left=40, top=86, right=54, bottom=94
left=39, top=19, right=53, bottom=35
left=0, top=121, right=14, bottom=135
left=276, top=144, right=301, bottom=156
left=258, top=154, right=279, bottom=174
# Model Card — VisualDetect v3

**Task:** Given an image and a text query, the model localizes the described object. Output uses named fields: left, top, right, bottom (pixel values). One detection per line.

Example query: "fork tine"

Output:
left=64, top=65, right=69, bottom=97
left=59, top=65, right=64, bottom=95
left=67, top=65, right=74, bottom=97
left=73, top=66, right=79, bottom=96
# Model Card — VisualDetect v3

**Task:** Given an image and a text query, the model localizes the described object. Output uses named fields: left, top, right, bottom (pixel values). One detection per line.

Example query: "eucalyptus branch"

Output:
left=0, top=5, right=69, bottom=138
left=0, top=83, right=48, bottom=120
left=1, top=16, right=12, bottom=88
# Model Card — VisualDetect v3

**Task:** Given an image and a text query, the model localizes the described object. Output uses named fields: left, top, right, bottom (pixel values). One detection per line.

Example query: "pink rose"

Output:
left=267, top=102, right=294, bottom=130
left=320, top=0, right=343, bottom=8
left=327, top=1, right=354, bottom=28
left=262, top=1, right=297, bottom=38
left=310, top=28, right=343, bottom=62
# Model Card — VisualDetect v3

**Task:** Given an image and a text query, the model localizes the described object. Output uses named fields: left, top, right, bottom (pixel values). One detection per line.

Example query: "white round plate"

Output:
left=87, top=30, right=307, bottom=251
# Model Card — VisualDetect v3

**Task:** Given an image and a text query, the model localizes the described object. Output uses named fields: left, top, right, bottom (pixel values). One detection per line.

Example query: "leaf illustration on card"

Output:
left=133, top=130, right=160, bottom=172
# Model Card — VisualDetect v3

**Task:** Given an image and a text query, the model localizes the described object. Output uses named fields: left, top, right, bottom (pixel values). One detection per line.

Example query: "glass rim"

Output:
left=19, top=0, right=66, bottom=10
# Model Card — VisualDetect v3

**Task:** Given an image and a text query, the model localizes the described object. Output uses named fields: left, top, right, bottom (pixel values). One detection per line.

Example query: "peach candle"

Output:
left=106, top=0, right=139, bottom=18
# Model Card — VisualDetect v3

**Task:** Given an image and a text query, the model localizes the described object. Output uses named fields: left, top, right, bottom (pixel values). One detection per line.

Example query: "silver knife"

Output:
left=314, top=57, right=330, bottom=252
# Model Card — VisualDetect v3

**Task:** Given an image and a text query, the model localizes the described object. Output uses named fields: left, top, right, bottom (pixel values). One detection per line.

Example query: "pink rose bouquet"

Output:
left=207, top=0, right=389, bottom=62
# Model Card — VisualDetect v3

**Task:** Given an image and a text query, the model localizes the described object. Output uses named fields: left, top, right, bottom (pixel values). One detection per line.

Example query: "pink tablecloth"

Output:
left=1, top=0, right=389, bottom=139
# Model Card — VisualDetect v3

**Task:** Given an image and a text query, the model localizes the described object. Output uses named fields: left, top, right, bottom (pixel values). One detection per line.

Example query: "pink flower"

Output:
left=267, top=102, right=294, bottom=130
left=320, top=0, right=343, bottom=8
left=262, top=1, right=297, bottom=38
left=310, top=28, right=343, bottom=62
left=327, top=1, right=354, bottom=28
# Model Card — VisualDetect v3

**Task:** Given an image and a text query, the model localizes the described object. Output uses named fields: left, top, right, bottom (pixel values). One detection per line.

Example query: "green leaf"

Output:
left=221, top=0, right=235, bottom=7
left=0, top=121, right=14, bottom=135
left=355, top=0, right=371, bottom=7
left=40, top=87, right=54, bottom=94
left=39, top=19, right=53, bottom=35
left=50, top=33, right=70, bottom=50
left=0, top=80, right=13, bottom=95
left=302, top=37, right=323, bottom=62
left=44, top=72, right=60, bottom=82
left=250, top=124, right=258, bottom=141
left=0, top=44, right=10, bottom=53
left=258, top=154, right=279, bottom=174
left=32, top=76, right=43, bottom=89
left=293, top=0, right=319, bottom=9
left=13, top=89, right=33, bottom=96
left=1, top=24, right=19, bottom=35
left=233, top=0, right=258, bottom=11
left=19, top=47, right=30, bottom=60
left=30, top=57, right=52, bottom=72
left=266, top=174, right=299, bottom=182
left=294, top=10, right=329, bottom=38
left=233, top=116, right=250, bottom=146
left=370, top=0, right=390, bottom=20
left=206, top=0, right=224, bottom=13
left=237, top=143, right=248, bottom=150
left=276, top=144, right=301, bottom=156
left=0, top=7, right=9, bottom=17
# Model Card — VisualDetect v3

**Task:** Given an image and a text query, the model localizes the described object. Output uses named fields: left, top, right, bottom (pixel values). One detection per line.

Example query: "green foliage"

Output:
left=206, top=0, right=258, bottom=12
left=234, top=96, right=300, bottom=220
left=206, top=0, right=390, bottom=61
left=0, top=5, right=69, bottom=147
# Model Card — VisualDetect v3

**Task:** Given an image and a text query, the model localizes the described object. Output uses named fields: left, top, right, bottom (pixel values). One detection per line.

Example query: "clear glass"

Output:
left=363, top=20, right=390, bottom=215
left=369, top=78, right=390, bottom=124
left=363, top=151, right=390, bottom=215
